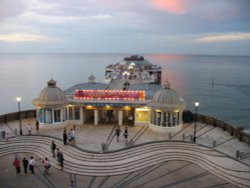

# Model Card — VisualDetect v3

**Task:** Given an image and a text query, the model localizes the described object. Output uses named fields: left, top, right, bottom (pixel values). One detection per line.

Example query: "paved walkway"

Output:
left=0, top=119, right=249, bottom=188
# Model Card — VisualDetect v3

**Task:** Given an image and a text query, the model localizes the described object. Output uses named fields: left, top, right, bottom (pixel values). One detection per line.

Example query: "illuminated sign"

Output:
left=74, top=90, right=145, bottom=101
left=84, top=103, right=132, bottom=107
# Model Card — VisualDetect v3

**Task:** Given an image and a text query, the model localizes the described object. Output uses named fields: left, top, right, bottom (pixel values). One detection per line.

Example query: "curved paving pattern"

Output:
left=0, top=136, right=249, bottom=188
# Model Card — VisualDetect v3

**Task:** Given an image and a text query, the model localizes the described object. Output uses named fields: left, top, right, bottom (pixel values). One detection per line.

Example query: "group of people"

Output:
left=12, top=139, right=65, bottom=176
left=115, top=126, right=129, bottom=143
left=50, top=140, right=64, bottom=170
left=63, top=128, right=75, bottom=145
left=26, top=120, right=39, bottom=136
left=12, top=156, right=37, bottom=175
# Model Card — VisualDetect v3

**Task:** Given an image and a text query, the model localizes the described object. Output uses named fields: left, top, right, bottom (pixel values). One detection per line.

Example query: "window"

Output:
left=69, top=106, right=73, bottom=120
left=39, top=109, right=45, bottom=123
left=157, top=111, right=161, bottom=126
left=63, top=108, right=67, bottom=121
left=173, top=112, right=177, bottom=126
left=163, top=112, right=168, bottom=127
left=54, top=109, right=61, bottom=123
left=177, top=112, right=180, bottom=125
left=153, top=111, right=157, bottom=125
left=74, top=107, right=80, bottom=120
left=135, top=108, right=148, bottom=123
left=44, top=109, right=52, bottom=123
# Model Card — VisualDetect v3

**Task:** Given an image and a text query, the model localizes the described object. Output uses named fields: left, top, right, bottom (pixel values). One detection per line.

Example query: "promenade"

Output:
left=0, top=118, right=249, bottom=188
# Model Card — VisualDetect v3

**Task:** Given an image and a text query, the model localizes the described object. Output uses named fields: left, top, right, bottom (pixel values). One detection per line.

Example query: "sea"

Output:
left=0, top=53, right=249, bottom=132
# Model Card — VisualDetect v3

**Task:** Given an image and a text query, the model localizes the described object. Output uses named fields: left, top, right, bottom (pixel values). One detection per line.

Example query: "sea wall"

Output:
left=0, top=110, right=249, bottom=145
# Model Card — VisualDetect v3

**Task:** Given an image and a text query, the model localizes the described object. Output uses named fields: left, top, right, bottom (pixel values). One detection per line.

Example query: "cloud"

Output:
left=0, top=33, right=55, bottom=42
left=0, top=0, right=27, bottom=20
left=20, top=11, right=113, bottom=24
left=197, top=33, right=250, bottom=43
left=150, top=0, right=197, bottom=15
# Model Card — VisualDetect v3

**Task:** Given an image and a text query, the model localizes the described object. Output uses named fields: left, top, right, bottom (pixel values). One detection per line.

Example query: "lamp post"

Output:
left=193, top=101, right=199, bottom=142
left=16, top=97, right=23, bottom=135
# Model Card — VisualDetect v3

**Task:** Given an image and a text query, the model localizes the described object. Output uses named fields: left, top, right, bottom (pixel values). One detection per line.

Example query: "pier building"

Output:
left=32, top=55, right=185, bottom=131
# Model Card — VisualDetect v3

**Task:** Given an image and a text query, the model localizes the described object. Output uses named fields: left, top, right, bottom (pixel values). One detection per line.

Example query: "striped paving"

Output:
left=0, top=135, right=249, bottom=188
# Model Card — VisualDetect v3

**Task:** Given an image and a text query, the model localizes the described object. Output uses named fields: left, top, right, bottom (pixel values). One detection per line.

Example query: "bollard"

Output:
left=69, top=173, right=76, bottom=188
left=1, top=131, right=6, bottom=139
left=101, top=143, right=107, bottom=152
left=239, top=152, right=243, bottom=160
left=182, top=134, right=185, bottom=141
left=73, top=124, right=76, bottom=130
left=230, top=128, right=234, bottom=136
left=70, top=180, right=75, bottom=188
left=212, top=140, right=217, bottom=147
left=236, top=150, right=240, bottom=159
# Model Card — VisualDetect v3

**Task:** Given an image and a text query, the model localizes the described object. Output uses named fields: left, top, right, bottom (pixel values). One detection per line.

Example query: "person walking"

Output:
left=29, top=156, right=36, bottom=174
left=63, top=129, right=68, bottom=145
left=5, top=132, right=9, bottom=142
left=128, top=114, right=134, bottom=127
left=57, top=148, right=64, bottom=170
left=43, top=158, right=51, bottom=175
left=22, top=157, right=28, bottom=174
left=50, top=140, right=57, bottom=157
left=35, top=120, right=39, bottom=132
left=123, top=126, right=129, bottom=144
left=12, top=157, right=21, bottom=175
left=27, top=124, right=31, bottom=135
left=115, top=126, right=121, bottom=142
left=69, top=128, right=75, bottom=144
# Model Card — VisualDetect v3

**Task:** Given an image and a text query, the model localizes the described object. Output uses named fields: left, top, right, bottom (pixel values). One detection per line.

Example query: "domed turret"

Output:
left=148, top=83, right=186, bottom=131
left=32, top=79, right=68, bottom=108
left=149, top=84, right=185, bottom=110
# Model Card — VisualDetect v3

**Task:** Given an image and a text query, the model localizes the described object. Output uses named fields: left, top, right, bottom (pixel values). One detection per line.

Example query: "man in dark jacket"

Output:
left=22, top=157, right=28, bottom=173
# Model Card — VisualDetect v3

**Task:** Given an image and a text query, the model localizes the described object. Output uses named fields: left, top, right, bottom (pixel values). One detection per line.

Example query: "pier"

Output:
left=0, top=110, right=249, bottom=188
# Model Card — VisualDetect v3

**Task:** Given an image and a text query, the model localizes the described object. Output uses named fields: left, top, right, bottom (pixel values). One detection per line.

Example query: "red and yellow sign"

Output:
left=74, top=90, right=145, bottom=101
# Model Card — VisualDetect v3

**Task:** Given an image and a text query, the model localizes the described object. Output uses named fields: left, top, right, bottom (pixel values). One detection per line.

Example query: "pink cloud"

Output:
left=150, top=0, right=197, bottom=15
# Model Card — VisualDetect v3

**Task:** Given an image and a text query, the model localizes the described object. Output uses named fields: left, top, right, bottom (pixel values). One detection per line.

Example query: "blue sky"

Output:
left=0, top=0, right=249, bottom=55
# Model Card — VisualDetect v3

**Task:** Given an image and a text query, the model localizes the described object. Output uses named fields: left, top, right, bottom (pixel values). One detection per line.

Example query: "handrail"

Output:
left=0, top=109, right=36, bottom=123
left=192, top=113, right=250, bottom=145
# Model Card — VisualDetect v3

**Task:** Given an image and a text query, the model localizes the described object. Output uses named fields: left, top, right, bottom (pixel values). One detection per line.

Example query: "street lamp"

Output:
left=16, top=97, right=23, bottom=135
left=193, top=101, right=199, bottom=142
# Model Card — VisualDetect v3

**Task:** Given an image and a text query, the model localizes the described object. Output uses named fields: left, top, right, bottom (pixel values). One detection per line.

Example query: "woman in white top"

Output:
left=28, top=156, right=36, bottom=174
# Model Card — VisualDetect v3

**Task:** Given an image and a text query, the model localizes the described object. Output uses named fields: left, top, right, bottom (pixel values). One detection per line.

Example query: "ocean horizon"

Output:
left=0, top=53, right=249, bottom=132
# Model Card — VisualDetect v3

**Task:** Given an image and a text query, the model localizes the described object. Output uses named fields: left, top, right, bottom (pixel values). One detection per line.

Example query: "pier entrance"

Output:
left=82, top=106, right=134, bottom=126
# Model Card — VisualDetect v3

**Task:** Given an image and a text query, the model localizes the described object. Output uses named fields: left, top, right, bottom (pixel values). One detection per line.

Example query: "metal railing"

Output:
left=194, top=113, right=250, bottom=145
left=0, top=110, right=36, bottom=123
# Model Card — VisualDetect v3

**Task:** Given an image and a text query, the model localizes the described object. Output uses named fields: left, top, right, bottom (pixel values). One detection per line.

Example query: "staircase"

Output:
left=0, top=135, right=249, bottom=188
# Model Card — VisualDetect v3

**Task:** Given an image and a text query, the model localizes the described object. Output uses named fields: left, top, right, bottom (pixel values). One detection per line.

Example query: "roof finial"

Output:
left=47, top=78, right=57, bottom=87
left=88, top=74, right=96, bottom=83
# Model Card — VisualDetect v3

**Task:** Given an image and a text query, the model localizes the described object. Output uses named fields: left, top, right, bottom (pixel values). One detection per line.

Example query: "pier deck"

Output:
left=0, top=119, right=249, bottom=188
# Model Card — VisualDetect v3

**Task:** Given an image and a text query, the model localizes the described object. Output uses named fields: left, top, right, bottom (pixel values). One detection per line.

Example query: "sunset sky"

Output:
left=0, top=0, right=249, bottom=55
